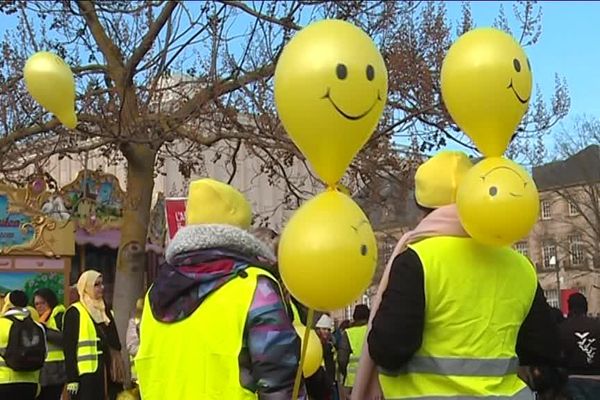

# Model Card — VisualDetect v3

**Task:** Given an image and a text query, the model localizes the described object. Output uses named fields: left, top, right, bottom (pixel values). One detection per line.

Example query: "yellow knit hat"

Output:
left=186, top=178, right=253, bottom=229
left=415, top=151, right=473, bottom=208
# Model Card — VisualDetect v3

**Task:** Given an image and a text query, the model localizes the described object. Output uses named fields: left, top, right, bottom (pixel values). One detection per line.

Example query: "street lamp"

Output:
left=549, top=255, right=560, bottom=309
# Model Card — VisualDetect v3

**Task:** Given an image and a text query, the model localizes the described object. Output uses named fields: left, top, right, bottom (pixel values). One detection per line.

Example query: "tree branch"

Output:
left=126, top=1, right=179, bottom=80
left=220, top=1, right=301, bottom=30
left=0, top=119, right=61, bottom=152
left=76, top=1, right=126, bottom=82
left=172, top=63, right=275, bottom=122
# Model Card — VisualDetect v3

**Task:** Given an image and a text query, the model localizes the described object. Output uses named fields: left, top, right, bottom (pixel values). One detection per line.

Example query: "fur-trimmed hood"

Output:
left=165, top=224, right=275, bottom=264
left=150, top=224, right=276, bottom=323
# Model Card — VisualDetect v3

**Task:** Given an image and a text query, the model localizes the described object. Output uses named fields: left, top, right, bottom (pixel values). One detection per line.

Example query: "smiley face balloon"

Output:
left=441, top=28, right=532, bottom=157
left=456, top=157, right=539, bottom=246
left=278, top=190, right=377, bottom=311
left=274, top=19, right=388, bottom=186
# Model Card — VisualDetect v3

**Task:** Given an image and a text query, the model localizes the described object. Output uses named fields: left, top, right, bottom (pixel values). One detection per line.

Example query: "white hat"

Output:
left=316, top=314, right=333, bottom=330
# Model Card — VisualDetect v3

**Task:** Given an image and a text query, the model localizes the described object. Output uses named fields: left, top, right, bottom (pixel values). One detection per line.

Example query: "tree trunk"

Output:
left=112, top=143, right=157, bottom=386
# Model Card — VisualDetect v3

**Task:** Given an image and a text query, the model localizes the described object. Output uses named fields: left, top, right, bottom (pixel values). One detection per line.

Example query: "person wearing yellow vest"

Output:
left=0, top=290, right=44, bottom=400
left=34, top=288, right=67, bottom=400
left=63, top=270, right=123, bottom=400
left=337, top=304, right=369, bottom=398
left=352, top=151, right=561, bottom=400
left=136, top=178, right=305, bottom=399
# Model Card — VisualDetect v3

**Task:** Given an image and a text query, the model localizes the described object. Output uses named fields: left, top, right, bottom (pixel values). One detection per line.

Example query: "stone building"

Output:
left=520, top=145, right=600, bottom=314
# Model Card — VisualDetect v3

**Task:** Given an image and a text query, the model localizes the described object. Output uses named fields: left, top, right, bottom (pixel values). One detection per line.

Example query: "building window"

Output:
left=544, top=289, right=559, bottom=309
left=541, top=200, right=551, bottom=220
left=514, top=241, right=529, bottom=258
left=542, top=242, right=557, bottom=269
left=569, top=234, right=585, bottom=266
left=568, top=200, right=579, bottom=216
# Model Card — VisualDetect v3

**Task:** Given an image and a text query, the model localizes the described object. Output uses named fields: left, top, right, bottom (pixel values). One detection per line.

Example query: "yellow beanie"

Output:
left=186, top=178, right=252, bottom=229
left=415, top=151, right=473, bottom=208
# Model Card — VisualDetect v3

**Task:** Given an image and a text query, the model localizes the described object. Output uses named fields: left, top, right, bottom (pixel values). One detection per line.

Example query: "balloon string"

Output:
left=292, top=308, right=314, bottom=400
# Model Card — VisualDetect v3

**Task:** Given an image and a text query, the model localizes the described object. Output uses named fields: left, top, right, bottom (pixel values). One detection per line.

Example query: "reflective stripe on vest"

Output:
left=396, top=356, right=519, bottom=376
left=45, top=304, right=66, bottom=363
left=137, top=267, right=278, bottom=400
left=70, top=302, right=100, bottom=375
left=379, top=237, right=537, bottom=400
left=345, top=325, right=367, bottom=387
left=0, top=314, right=40, bottom=384
left=384, top=386, right=534, bottom=400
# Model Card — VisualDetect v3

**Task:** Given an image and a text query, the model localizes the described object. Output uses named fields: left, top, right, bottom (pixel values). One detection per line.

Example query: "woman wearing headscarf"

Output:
left=33, top=288, right=67, bottom=400
left=63, top=270, right=123, bottom=400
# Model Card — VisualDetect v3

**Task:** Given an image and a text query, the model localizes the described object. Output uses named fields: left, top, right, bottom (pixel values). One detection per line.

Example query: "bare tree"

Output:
left=0, top=0, right=569, bottom=351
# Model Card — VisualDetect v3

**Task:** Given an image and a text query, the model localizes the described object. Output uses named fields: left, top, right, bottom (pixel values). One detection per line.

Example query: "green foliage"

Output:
left=23, top=273, right=64, bottom=305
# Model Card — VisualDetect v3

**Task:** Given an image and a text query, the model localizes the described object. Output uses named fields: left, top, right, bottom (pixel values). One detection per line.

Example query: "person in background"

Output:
left=63, top=270, right=124, bottom=400
left=550, top=307, right=566, bottom=325
left=0, top=290, right=45, bottom=400
left=560, top=292, right=600, bottom=399
left=34, top=288, right=67, bottom=400
left=333, top=320, right=350, bottom=350
left=337, top=305, right=369, bottom=398
left=136, top=178, right=305, bottom=399
left=126, top=297, right=144, bottom=387
left=315, top=314, right=338, bottom=400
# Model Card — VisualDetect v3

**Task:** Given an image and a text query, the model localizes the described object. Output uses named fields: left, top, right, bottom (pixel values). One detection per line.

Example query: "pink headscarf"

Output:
left=351, top=204, right=468, bottom=400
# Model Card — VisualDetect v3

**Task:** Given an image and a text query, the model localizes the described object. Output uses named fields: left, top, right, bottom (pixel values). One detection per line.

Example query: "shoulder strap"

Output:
left=4, top=315, right=18, bottom=323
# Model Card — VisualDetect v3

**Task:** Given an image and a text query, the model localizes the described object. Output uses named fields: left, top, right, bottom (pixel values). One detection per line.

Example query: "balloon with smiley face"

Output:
left=278, top=190, right=377, bottom=311
left=456, top=157, right=539, bottom=246
left=274, top=19, right=388, bottom=186
left=441, top=28, right=532, bottom=157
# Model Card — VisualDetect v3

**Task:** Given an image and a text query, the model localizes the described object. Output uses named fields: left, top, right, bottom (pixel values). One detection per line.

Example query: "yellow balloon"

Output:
left=441, top=28, right=532, bottom=157
left=294, top=325, right=323, bottom=377
left=279, top=190, right=377, bottom=311
left=274, top=20, right=388, bottom=186
left=456, top=157, right=539, bottom=246
left=24, top=51, right=77, bottom=129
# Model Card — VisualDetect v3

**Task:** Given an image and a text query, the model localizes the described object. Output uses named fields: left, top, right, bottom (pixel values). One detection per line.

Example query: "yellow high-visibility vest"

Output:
left=68, top=302, right=102, bottom=376
left=0, top=311, right=41, bottom=385
left=379, top=236, right=537, bottom=400
left=345, top=325, right=367, bottom=387
left=45, top=304, right=66, bottom=363
left=136, top=267, right=279, bottom=400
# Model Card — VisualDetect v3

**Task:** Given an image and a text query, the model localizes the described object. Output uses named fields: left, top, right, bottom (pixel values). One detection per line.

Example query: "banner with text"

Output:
left=165, top=197, right=187, bottom=240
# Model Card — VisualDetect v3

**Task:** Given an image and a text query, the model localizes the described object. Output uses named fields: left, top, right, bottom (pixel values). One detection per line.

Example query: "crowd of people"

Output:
left=1, top=152, right=600, bottom=400
left=0, top=271, right=140, bottom=400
